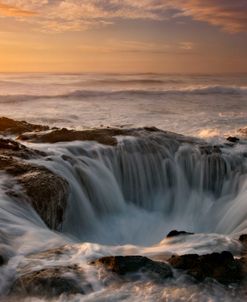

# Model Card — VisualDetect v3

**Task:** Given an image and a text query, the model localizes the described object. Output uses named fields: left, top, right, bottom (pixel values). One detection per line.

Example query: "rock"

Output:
left=18, top=126, right=175, bottom=146
left=15, top=165, right=69, bottom=230
left=18, top=128, right=123, bottom=146
left=91, top=255, right=173, bottom=279
left=166, top=230, right=194, bottom=238
left=11, top=265, right=92, bottom=298
left=239, top=234, right=247, bottom=244
left=0, top=254, right=5, bottom=266
left=238, top=127, right=247, bottom=137
left=0, top=141, right=68, bottom=230
left=227, top=136, right=240, bottom=143
left=0, top=138, right=45, bottom=159
left=199, top=145, right=222, bottom=155
left=239, top=234, right=247, bottom=253
left=168, top=251, right=244, bottom=284
left=0, top=117, right=49, bottom=135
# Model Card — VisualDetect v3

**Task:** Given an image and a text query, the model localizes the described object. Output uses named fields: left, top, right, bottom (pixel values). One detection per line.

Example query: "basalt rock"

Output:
left=168, top=251, right=244, bottom=284
left=166, top=230, right=194, bottom=238
left=11, top=265, right=92, bottom=298
left=91, top=255, right=173, bottom=279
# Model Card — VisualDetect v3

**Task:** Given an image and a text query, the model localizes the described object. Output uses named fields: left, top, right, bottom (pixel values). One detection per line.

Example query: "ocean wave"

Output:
left=62, top=85, right=247, bottom=97
left=0, top=85, right=246, bottom=102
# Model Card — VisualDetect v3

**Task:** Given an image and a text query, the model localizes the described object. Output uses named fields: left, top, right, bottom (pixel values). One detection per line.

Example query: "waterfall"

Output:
left=33, top=132, right=247, bottom=245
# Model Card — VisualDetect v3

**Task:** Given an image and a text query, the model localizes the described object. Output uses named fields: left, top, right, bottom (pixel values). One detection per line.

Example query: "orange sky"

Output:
left=0, top=0, right=247, bottom=73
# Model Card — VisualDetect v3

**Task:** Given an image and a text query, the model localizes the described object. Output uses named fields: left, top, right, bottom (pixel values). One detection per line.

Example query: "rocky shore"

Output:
left=0, top=116, right=247, bottom=299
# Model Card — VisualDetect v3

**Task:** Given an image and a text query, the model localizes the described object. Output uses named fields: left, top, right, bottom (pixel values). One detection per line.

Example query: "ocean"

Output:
left=0, top=73, right=247, bottom=301
left=0, top=73, right=246, bottom=138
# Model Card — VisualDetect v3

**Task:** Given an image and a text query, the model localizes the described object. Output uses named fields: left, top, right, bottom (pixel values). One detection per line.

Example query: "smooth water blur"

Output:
left=0, top=73, right=246, bottom=137
left=0, top=73, right=247, bottom=301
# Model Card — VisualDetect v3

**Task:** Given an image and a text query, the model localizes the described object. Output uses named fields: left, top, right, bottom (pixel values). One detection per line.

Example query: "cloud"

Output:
left=0, top=2, right=37, bottom=16
left=78, top=39, right=195, bottom=55
left=0, top=0, right=246, bottom=33
left=172, top=0, right=247, bottom=33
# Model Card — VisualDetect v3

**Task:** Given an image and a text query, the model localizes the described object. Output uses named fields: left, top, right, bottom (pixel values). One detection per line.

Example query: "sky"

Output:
left=0, top=0, right=247, bottom=73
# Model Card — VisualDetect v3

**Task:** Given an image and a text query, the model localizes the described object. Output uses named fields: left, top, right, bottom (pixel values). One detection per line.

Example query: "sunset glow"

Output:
left=0, top=0, right=246, bottom=73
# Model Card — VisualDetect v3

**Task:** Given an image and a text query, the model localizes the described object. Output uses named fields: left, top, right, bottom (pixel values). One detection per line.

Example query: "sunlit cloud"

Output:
left=172, top=0, right=247, bottom=34
left=0, top=2, right=36, bottom=16
left=78, top=40, right=195, bottom=55
left=0, top=0, right=247, bottom=33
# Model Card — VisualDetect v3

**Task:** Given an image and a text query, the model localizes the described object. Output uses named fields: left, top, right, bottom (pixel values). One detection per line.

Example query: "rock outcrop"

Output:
left=11, top=265, right=92, bottom=298
left=91, top=255, right=173, bottom=279
left=168, top=251, right=244, bottom=284
left=226, top=136, right=240, bottom=143
left=166, top=230, right=194, bottom=238
left=0, top=117, right=49, bottom=135
left=0, top=138, right=68, bottom=230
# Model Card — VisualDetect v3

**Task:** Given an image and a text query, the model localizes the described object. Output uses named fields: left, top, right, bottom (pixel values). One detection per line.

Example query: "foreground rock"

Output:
left=91, top=255, right=173, bottom=280
left=11, top=265, right=92, bottom=298
left=0, top=138, right=68, bottom=230
left=166, top=230, right=194, bottom=238
left=0, top=117, right=48, bottom=135
left=168, top=251, right=244, bottom=284
left=226, top=136, right=240, bottom=143
left=18, top=127, right=164, bottom=146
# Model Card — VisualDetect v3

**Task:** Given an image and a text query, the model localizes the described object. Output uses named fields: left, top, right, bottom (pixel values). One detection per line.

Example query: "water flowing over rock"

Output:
left=0, top=137, right=68, bottom=230
left=11, top=265, right=92, bottom=298
left=166, top=230, right=194, bottom=238
left=168, top=251, right=245, bottom=284
left=91, top=255, right=173, bottom=279
left=1, top=117, right=247, bottom=301
left=0, top=117, right=49, bottom=135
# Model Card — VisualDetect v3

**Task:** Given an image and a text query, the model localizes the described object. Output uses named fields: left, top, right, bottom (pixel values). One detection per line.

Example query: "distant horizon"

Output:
left=1, top=71, right=247, bottom=76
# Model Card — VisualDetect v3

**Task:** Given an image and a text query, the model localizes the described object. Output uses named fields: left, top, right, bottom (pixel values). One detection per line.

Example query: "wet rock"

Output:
left=18, top=128, right=123, bottom=146
left=91, top=255, right=173, bottom=279
left=0, top=138, right=45, bottom=159
left=0, top=153, right=68, bottom=230
left=0, top=117, right=49, bottom=135
left=227, top=136, right=240, bottom=143
left=199, top=145, right=222, bottom=155
left=18, top=125, right=178, bottom=146
left=0, top=254, right=5, bottom=266
left=238, top=127, right=247, bottom=137
left=16, top=166, right=69, bottom=230
left=168, top=251, right=243, bottom=284
left=239, top=234, right=247, bottom=244
left=166, top=230, right=194, bottom=238
left=239, top=234, right=247, bottom=253
left=11, top=265, right=92, bottom=298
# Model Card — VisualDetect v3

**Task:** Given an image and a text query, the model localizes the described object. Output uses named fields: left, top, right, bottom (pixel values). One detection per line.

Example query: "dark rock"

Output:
left=239, top=234, right=247, bottom=243
left=0, top=136, right=68, bottom=230
left=199, top=145, right=222, bottom=155
left=0, top=117, right=49, bottom=135
left=166, top=230, right=194, bottom=238
left=227, top=136, right=240, bottom=143
left=239, top=234, right=247, bottom=253
left=11, top=265, right=92, bottom=298
left=168, top=251, right=244, bottom=284
left=91, top=255, right=172, bottom=279
left=16, top=166, right=69, bottom=230
left=0, top=254, right=5, bottom=266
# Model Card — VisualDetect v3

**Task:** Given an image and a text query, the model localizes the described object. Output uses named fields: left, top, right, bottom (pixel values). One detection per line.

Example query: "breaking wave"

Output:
left=0, top=85, right=246, bottom=103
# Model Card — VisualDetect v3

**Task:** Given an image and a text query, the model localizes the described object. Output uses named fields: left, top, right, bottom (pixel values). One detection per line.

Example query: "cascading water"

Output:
left=1, top=131, right=247, bottom=301
left=28, top=131, right=247, bottom=245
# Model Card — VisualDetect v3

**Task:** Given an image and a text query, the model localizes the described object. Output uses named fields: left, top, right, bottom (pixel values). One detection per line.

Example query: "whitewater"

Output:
left=0, top=73, right=247, bottom=301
